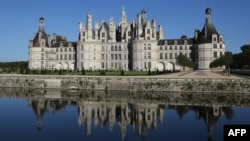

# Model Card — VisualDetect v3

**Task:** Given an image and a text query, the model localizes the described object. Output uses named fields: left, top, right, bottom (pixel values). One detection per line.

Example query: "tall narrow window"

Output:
left=214, top=51, right=217, bottom=58
left=160, top=53, right=163, bottom=59
left=148, top=62, right=151, bottom=68
left=148, top=53, right=151, bottom=59
left=165, top=53, right=168, bottom=59
left=148, top=44, right=151, bottom=50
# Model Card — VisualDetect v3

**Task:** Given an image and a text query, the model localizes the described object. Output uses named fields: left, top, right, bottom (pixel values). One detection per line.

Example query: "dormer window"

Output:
left=184, top=40, right=187, bottom=45
left=213, top=37, right=217, bottom=42
left=82, top=32, right=85, bottom=36
left=128, top=31, right=131, bottom=36
left=147, top=29, right=150, bottom=34
left=219, top=37, right=223, bottom=42
left=102, top=32, right=105, bottom=37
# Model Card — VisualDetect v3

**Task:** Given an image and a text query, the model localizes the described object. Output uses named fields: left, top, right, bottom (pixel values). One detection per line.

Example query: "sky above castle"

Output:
left=0, top=0, right=250, bottom=61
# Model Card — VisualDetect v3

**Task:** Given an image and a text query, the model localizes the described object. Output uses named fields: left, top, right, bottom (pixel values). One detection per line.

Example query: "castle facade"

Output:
left=28, top=7, right=225, bottom=71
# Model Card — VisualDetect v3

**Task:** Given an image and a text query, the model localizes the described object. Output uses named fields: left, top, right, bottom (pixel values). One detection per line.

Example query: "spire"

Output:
left=195, top=8, right=219, bottom=44
left=39, top=17, right=45, bottom=31
left=121, top=6, right=127, bottom=25
left=205, top=8, right=212, bottom=24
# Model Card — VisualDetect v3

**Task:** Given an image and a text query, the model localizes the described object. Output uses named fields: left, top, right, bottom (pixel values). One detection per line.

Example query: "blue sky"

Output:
left=0, top=0, right=250, bottom=62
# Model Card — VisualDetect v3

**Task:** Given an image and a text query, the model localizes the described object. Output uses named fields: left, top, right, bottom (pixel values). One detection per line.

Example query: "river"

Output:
left=0, top=88, right=250, bottom=141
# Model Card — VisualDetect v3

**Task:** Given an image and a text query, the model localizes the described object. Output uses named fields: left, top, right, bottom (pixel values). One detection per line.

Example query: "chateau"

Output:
left=28, top=7, right=225, bottom=71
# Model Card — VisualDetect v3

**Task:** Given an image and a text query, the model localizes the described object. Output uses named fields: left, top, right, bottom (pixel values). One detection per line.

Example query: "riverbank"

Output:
left=0, top=71, right=249, bottom=93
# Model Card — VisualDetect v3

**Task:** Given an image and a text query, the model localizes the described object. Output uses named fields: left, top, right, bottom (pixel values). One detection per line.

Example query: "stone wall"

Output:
left=0, top=75, right=250, bottom=93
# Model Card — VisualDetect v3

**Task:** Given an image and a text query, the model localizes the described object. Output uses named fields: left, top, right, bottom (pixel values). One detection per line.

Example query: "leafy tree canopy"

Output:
left=176, top=53, right=194, bottom=69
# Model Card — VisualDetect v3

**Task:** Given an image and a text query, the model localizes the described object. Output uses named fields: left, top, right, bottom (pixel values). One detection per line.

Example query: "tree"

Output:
left=209, top=52, right=233, bottom=76
left=120, top=69, right=124, bottom=76
left=82, top=67, right=86, bottom=75
left=231, top=44, right=250, bottom=69
left=176, top=53, right=194, bottom=71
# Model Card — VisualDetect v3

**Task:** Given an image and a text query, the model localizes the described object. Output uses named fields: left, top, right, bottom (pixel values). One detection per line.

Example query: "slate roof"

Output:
left=51, top=41, right=77, bottom=48
left=195, top=14, right=220, bottom=44
left=33, top=30, right=49, bottom=47
left=158, top=38, right=193, bottom=46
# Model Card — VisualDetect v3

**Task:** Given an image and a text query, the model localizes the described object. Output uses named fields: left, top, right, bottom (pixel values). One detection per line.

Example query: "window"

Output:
left=165, top=46, right=167, bottom=50
left=111, top=46, right=114, bottom=51
left=60, top=48, right=63, bottom=52
left=160, top=46, right=163, bottom=50
left=220, top=44, right=223, bottom=49
left=148, top=44, right=151, bottom=50
left=101, top=62, right=104, bottom=68
left=170, top=46, right=172, bottom=50
left=81, top=45, right=83, bottom=51
left=82, top=32, right=85, bottom=36
left=119, top=54, right=121, bottom=60
left=144, top=62, right=147, bottom=69
left=147, top=29, right=150, bottom=34
left=213, top=37, right=217, bottom=42
left=102, top=46, right=105, bottom=52
left=124, top=54, right=126, bottom=59
left=148, top=62, right=151, bottom=68
left=101, top=54, right=104, bottom=60
left=69, top=48, right=72, bottom=52
left=220, top=37, right=223, bottom=42
left=175, top=46, right=177, bottom=50
left=175, top=53, right=177, bottom=59
left=144, top=44, right=146, bottom=50
left=111, top=54, right=114, bottom=60
left=115, top=54, right=117, bottom=60
left=81, top=53, right=83, bottom=59
left=60, top=55, right=63, bottom=60
left=69, top=54, right=71, bottom=60
left=170, top=53, right=173, bottom=59
left=214, top=51, right=217, bottom=58
left=220, top=51, right=223, bottom=57
left=147, top=37, right=150, bottom=40
left=165, top=53, right=168, bottom=59
left=160, top=53, right=163, bottom=59
left=119, top=46, right=121, bottom=51
left=65, top=48, right=67, bottom=52
left=128, top=31, right=131, bottom=36
left=115, top=46, right=117, bottom=51
left=102, top=32, right=105, bottom=37
left=64, top=54, right=67, bottom=60
left=213, top=44, right=217, bottom=48
left=180, top=46, right=182, bottom=50
left=148, top=53, right=151, bottom=59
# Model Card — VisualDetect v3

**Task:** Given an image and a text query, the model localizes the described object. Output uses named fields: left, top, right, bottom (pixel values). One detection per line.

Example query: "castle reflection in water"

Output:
left=1, top=88, right=249, bottom=141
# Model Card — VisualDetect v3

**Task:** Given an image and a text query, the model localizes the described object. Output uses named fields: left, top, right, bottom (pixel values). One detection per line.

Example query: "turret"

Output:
left=109, top=17, right=116, bottom=41
left=158, top=25, right=164, bottom=40
left=39, top=17, right=45, bottom=32
left=86, top=13, right=93, bottom=40
left=120, top=6, right=127, bottom=40
left=95, top=21, right=99, bottom=40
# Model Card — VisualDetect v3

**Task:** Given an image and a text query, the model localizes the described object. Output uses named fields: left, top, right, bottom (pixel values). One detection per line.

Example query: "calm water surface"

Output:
left=0, top=88, right=250, bottom=141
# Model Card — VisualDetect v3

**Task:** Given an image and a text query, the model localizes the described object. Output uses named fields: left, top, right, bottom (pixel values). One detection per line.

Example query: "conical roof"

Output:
left=195, top=8, right=219, bottom=44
